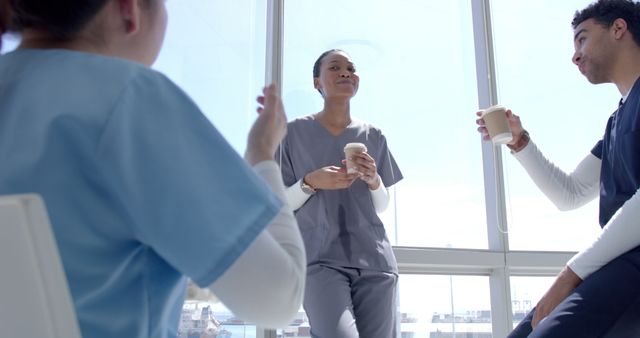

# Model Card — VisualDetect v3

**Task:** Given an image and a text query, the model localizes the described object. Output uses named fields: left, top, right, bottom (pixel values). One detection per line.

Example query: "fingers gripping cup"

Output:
left=344, top=142, right=367, bottom=174
left=481, top=105, right=513, bottom=144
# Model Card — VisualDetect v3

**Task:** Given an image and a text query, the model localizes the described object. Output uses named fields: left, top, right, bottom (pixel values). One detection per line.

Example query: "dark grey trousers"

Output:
left=303, top=264, right=398, bottom=338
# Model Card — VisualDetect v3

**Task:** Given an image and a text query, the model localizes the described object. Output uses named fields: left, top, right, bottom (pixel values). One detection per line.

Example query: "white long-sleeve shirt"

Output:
left=284, top=174, right=390, bottom=212
left=512, top=141, right=640, bottom=280
left=209, top=160, right=306, bottom=328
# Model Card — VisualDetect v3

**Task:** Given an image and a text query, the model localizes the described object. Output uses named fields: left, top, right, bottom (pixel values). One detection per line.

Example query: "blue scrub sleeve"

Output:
left=96, top=71, right=282, bottom=287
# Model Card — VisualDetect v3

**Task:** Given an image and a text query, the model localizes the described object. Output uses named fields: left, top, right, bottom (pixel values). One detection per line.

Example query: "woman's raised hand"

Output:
left=245, top=84, right=287, bottom=165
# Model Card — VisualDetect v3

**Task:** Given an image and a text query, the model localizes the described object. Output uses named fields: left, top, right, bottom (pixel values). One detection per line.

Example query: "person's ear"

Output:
left=313, top=77, right=322, bottom=93
left=118, top=0, right=141, bottom=34
left=612, top=18, right=628, bottom=40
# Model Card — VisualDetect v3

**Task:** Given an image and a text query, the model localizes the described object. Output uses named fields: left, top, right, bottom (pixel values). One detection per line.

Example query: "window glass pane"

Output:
left=180, top=283, right=257, bottom=337
left=155, top=2, right=265, bottom=337
left=275, top=275, right=493, bottom=337
left=491, top=0, right=618, bottom=251
left=154, top=0, right=266, bottom=153
left=399, top=275, right=492, bottom=337
left=276, top=308, right=308, bottom=337
left=510, top=276, right=555, bottom=328
left=283, top=0, right=485, bottom=249
left=0, top=33, right=20, bottom=54
left=2, top=0, right=268, bottom=154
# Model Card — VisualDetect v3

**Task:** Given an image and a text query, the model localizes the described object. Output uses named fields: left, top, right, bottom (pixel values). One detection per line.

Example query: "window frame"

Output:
left=261, top=0, right=575, bottom=336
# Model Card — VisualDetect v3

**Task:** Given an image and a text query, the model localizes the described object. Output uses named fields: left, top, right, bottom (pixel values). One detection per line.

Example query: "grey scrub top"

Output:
left=278, top=116, right=403, bottom=273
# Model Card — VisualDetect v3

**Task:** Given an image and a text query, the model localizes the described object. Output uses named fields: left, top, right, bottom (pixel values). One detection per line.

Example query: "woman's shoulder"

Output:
left=73, top=52, right=194, bottom=109
left=350, top=118, right=384, bottom=136
left=1, top=49, right=193, bottom=118
left=287, top=114, right=316, bottom=127
left=4, top=49, right=179, bottom=95
left=76, top=52, right=196, bottom=116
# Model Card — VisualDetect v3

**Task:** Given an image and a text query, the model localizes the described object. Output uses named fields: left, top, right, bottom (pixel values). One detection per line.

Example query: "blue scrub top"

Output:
left=0, top=49, right=281, bottom=338
left=278, top=116, right=403, bottom=273
left=592, top=77, right=640, bottom=227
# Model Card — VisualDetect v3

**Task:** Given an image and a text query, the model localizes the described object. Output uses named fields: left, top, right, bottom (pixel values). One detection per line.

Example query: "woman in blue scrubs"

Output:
left=0, top=1, right=305, bottom=337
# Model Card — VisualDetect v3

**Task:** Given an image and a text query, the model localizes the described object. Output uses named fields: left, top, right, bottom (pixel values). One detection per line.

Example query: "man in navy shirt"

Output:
left=476, top=0, right=640, bottom=336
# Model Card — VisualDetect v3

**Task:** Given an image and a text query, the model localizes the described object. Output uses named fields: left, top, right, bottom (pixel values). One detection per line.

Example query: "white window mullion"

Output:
left=265, top=0, right=284, bottom=89
left=471, top=0, right=513, bottom=335
left=263, top=2, right=284, bottom=338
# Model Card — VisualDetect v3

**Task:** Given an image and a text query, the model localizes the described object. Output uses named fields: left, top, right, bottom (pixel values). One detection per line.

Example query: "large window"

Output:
left=153, top=1, right=267, bottom=337
left=491, top=0, right=618, bottom=251
left=399, top=275, right=492, bottom=337
left=155, top=0, right=266, bottom=153
left=510, top=276, right=555, bottom=322
left=3, top=1, right=618, bottom=337
left=283, top=0, right=485, bottom=249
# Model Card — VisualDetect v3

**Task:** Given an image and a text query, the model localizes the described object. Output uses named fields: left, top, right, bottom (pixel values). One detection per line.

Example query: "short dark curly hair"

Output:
left=572, top=0, right=640, bottom=47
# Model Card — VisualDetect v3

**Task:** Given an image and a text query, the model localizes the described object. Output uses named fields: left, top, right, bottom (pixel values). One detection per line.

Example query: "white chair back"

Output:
left=0, top=194, right=81, bottom=338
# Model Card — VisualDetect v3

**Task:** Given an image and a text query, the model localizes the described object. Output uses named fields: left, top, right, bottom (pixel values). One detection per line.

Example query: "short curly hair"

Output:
left=572, top=0, right=640, bottom=47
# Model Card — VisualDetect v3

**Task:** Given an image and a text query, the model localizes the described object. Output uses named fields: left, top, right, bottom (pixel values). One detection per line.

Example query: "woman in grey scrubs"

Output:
left=278, top=49, right=403, bottom=338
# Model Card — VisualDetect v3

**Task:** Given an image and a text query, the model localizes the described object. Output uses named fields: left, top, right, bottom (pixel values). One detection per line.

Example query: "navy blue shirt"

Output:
left=592, top=77, right=640, bottom=227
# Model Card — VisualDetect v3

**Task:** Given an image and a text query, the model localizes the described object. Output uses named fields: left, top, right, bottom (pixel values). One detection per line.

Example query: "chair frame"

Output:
left=0, top=194, right=81, bottom=338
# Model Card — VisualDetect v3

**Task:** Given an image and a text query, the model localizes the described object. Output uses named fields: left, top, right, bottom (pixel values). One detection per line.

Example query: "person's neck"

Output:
left=317, top=100, right=351, bottom=126
left=612, top=48, right=640, bottom=96
left=19, top=30, right=105, bottom=55
left=315, top=100, right=352, bottom=135
left=618, top=72, right=640, bottom=98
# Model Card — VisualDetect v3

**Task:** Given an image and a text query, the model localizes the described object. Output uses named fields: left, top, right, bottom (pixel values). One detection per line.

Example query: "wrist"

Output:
left=559, top=266, right=582, bottom=287
left=244, top=146, right=273, bottom=166
left=300, top=175, right=316, bottom=195
left=304, top=174, right=317, bottom=189
left=368, top=174, right=381, bottom=190
left=507, top=130, right=530, bottom=152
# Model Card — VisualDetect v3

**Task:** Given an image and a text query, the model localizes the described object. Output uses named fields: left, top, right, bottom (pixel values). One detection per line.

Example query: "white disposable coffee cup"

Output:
left=481, top=105, right=512, bottom=144
left=344, top=142, right=367, bottom=174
